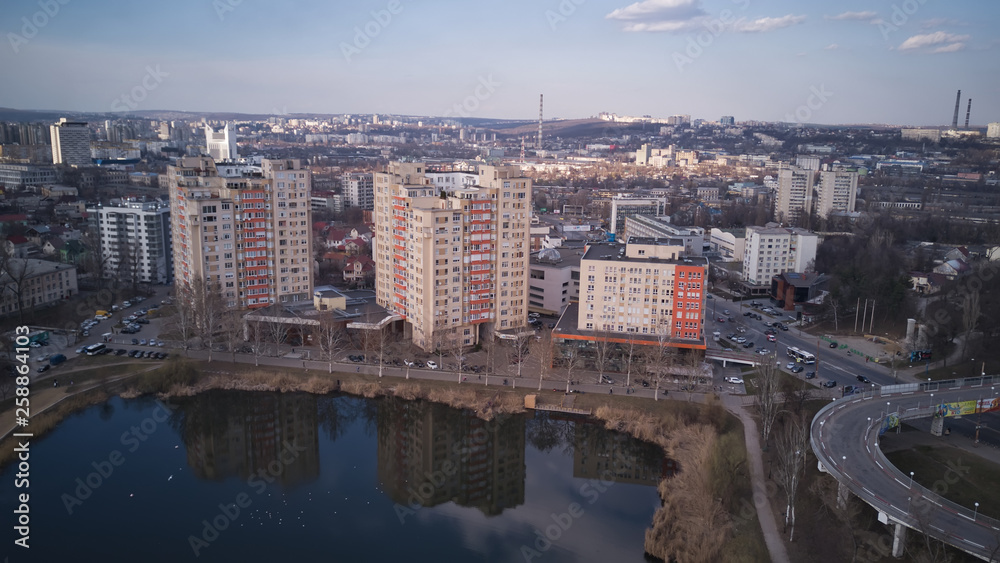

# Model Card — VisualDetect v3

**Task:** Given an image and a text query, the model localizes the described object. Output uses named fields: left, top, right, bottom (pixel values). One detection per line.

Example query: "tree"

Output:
left=220, top=306, right=245, bottom=363
left=645, top=326, right=675, bottom=401
left=317, top=315, right=348, bottom=374
left=482, top=333, right=498, bottom=387
left=192, top=277, right=225, bottom=362
left=754, top=359, right=782, bottom=448
left=562, top=344, right=584, bottom=394
left=451, top=341, right=468, bottom=384
left=622, top=336, right=639, bottom=388
left=775, top=416, right=809, bottom=542
left=592, top=330, right=615, bottom=384
left=248, top=319, right=267, bottom=366
left=510, top=329, right=534, bottom=381
left=2, top=258, right=35, bottom=323
left=264, top=316, right=288, bottom=360
left=961, top=288, right=980, bottom=360
left=362, top=326, right=392, bottom=377
left=533, top=332, right=554, bottom=391
left=171, top=284, right=196, bottom=352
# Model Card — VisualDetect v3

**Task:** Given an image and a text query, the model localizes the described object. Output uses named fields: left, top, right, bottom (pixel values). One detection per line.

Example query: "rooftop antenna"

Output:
left=951, top=89, right=961, bottom=129
left=537, top=94, right=543, bottom=149
left=520, top=135, right=526, bottom=163
left=965, top=98, right=972, bottom=129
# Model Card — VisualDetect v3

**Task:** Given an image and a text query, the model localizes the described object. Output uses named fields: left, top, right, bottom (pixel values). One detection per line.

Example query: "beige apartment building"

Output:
left=168, top=157, right=312, bottom=309
left=373, top=162, right=531, bottom=352
left=776, top=166, right=858, bottom=223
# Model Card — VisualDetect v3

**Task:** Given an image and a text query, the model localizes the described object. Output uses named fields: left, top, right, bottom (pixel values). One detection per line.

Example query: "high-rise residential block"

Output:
left=742, top=225, right=817, bottom=286
left=87, top=199, right=173, bottom=284
left=168, top=156, right=312, bottom=309
left=342, top=172, right=374, bottom=210
left=816, top=169, right=858, bottom=218
left=205, top=123, right=238, bottom=161
left=50, top=118, right=91, bottom=167
left=373, top=162, right=531, bottom=352
left=776, top=165, right=858, bottom=223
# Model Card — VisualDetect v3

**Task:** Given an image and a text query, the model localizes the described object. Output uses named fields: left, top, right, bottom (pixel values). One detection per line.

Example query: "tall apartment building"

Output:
left=742, top=225, right=818, bottom=286
left=205, top=123, right=238, bottom=161
left=168, top=156, right=312, bottom=309
left=373, top=162, right=531, bottom=352
left=609, top=196, right=667, bottom=236
left=50, top=118, right=91, bottom=167
left=342, top=172, right=374, bottom=210
left=575, top=239, right=707, bottom=343
left=87, top=199, right=172, bottom=284
left=776, top=166, right=858, bottom=223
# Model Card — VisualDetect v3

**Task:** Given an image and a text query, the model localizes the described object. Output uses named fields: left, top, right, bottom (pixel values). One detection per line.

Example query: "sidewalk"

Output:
left=722, top=394, right=791, bottom=563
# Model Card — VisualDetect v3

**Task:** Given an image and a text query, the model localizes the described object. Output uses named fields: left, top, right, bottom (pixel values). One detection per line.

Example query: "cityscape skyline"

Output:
left=2, top=0, right=997, bottom=126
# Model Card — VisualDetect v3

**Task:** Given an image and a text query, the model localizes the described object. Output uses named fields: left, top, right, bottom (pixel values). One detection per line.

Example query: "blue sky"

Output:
left=1, top=0, right=997, bottom=125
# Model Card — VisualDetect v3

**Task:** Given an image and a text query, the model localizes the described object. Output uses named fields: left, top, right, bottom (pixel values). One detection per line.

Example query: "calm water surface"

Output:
left=0, top=392, right=668, bottom=562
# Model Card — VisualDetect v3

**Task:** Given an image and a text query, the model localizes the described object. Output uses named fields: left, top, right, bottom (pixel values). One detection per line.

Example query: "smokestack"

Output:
left=537, top=94, right=544, bottom=149
left=952, top=89, right=961, bottom=129
left=965, top=98, right=972, bottom=129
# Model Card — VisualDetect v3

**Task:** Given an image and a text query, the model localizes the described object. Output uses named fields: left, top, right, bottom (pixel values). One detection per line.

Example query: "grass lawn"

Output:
left=885, top=444, right=1000, bottom=521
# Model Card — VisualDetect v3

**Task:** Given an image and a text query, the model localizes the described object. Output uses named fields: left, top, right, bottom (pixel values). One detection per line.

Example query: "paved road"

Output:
left=811, top=384, right=1000, bottom=560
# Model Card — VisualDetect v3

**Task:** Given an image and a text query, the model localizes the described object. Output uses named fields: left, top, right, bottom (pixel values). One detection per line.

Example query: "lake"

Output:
left=0, top=391, right=669, bottom=562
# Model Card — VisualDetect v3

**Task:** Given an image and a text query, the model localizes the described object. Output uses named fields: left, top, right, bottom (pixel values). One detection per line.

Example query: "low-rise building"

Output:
left=0, top=259, right=78, bottom=317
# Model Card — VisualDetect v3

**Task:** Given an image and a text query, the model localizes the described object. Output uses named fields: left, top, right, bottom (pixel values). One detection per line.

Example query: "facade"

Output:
left=528, top=248, right=582, bottom=316
left=50, top=118, right=90, bottom=167
left=0, top=259, right=78, bottom=317
left=709, top=228, right=746, bottom=260
left=0, top=163, right=57, bottom=187
left=205, top=123, right=238, bottom=161
left=373, top=162, right=531, bottom=352
left=609, top=196, right=667, bottom=236
left=816, top=170, right=858, bottom=218
left=988, top=123, right=1000, bottom=139
left=624, top=215, right=704, bottom=256
left=575, top=239, right=707, bottom=343
left=342, top=172, right=374, bottom=210
left=87, top=199, right=173, bottom=284
left=901, top=128, right=942, bottom=143
left=742, top=225, right=818, bottom=286
left=775, top=166, right=815, bottom=224
left=168, top=156, right=313, bottom=309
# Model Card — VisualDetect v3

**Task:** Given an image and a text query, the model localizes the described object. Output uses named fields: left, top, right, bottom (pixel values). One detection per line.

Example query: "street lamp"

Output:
left=909, top=471, right=914, bottom=489
left=974, top=502, right=979, bottom=521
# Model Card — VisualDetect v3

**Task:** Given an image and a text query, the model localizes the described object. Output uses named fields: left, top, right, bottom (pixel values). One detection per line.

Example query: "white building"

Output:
left=609, top=196, right=667, bottom=235
left=50, top=118, right=90, bottom=167
left=988, top=123, right=1000, bottom=139
left=709, top=228, right=746, bottom=260
left=87, top=199, right=173, bottom=284
left=776, top=166, right=857, bottom=222
left=205, top=123, right=238, bottom=161
left=342, top=172, right=374, bottom=210
left=742, top=225, right=817, bottom=286
left=0, top=259, right=78, bottom=317
left=624, top=215, right=704, bottom=256
left=816, top=170, right=858, bottom=218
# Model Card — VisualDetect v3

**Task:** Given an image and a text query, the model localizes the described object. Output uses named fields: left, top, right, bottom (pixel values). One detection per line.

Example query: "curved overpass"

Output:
left=811, top=378, right=1000, bottom=560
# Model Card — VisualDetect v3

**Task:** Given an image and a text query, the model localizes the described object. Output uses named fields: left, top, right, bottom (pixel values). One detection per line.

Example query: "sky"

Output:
left=1, top=0, right=998, bottom=126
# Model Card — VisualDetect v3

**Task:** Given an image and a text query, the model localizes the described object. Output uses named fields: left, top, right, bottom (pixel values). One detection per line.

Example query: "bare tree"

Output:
left=451, top=341, right=468, bottom=384
left=646, top=325, right=677, bottom=401
left=754, top=359, right=782, bottom=447
left=961, top=289, right=980, bottom=360
left=622, top=336, right=639, bottom=388
left=192, top=277, right=225, bottom=362
left=482, top=333, right=498, bottom=387
left=0, top=377, right=12, bottom=401
left=533, top=332, right=554, bottom=391
left=264, top=317, right=288, bottom=360
left=2, top=258, right=35, bottom=323
left=171, top=284, right=196, bottom=352
left=510, top=329, right=534, bottom=381
left=562, top=344, right=584, bottom=394
left=220, top=305, right=244, bottom=362
left=248, top=319, right=267, bottom=366
left=775, top=416, right=809, bottom=542
left=592, top=330, right=615, bottom=384
left=362, top=326, right=393, bottom=377
left=317, top=315, right=348, bottom=374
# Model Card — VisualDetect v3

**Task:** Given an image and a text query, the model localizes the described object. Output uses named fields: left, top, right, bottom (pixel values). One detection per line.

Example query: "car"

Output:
left=822, top=380, right=837, bottom=388
left=716, top=317, right=725, bottom=323
left=736, top=326, right=747, bottom=333
left=763, top=321, right=774, bottom=327
left=140, top=339, right=147, bottom=346
left=791, top=366, right=804, bottom=374
left=706, top=294, right=713, bottom=299
left=81, top=331, right=90, bottom=337
left=129, top=350, right=140, bottom=357
left=601, top=375, right=614, bottom=384
left=724, top=376, right=744, bottom=384
left=37, top=365, right=50, bottom=373
left=547, top=322, right=556, bottom=329
left=744, top=311, right=753, bottom=317
left=787, top=362, right=796, bottom=370
left=132, top=338, right=140, bottom=345
left=426, top=361, right=438, bottom=369
left=779, top=325, right=788, bottom=331
left=829, top=341, right=838, bottom=348
left=641, top=379, right=649, bottom=388
left=843, top=385, right=859, bottom=395
left=528, top=312, right=540, bottom=319
left=75, top=346, right=86, bottom=354
left=856, top=375, right=871, bottom=383
left=723, top=309, right=731, bottom=316
left=137, top=318, right=150, bottom=324
left=116, top=349, right=127, bottom=356
left=156, top=340, right=165, bottom=347
left=123, top=301, right=131, bottom=307
left=805, top=371, right=816, bottom=379
left=735, top=336, right=747, bottom=344
left=767, top=334, right=776, bottom=342
left=757, top=349, right=769, bottom=356
left=743, top=341, right=754, bottom=348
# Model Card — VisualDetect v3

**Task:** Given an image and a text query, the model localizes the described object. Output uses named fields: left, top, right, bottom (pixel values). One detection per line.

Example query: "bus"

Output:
left=84, top=343, right=106, bottom=356
left=786, top=346, right=816, bottom=364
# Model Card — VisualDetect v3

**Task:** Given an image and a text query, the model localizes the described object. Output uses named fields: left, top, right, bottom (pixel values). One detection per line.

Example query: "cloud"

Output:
left=606, top=0, right=705, bottom=22
left=825, top=11, right=880, bottom=23
left=824, top=44, right=839, bottom=50
left=898, top=31, right=971, bottom=51
left=733, top=15, right=806, bottom=33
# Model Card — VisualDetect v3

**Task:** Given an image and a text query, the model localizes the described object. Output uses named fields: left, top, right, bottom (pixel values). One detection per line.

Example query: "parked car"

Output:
left=822, top=380, right=837, bottom=388
left=805, top=371, right=816, bottom=379
left=724, top=376, right=744, bottom=384
left=742, top=341, right=754, bottom=348
left=426, top=361, right=438, bottom=370
left=791, top=365, right=804, bottom=373
left=37, top=365, right=50, bottom=373
left=844, top=385, right=859, bottom=395
left=787, top=362, right=796, bottom=370
left=829, top=341, right=838, bottom=348
left=723, top=309, right=731, bottom=316
left=404, top=360, right=415, bottom=367
left=601, top=375, right=614, bottom=384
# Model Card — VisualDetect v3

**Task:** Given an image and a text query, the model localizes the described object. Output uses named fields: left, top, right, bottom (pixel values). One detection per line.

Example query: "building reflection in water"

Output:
left=377, top=397, right=526, bottom=516
left=176, top=392, right=321, bottom=488
left=571, top=418, right=674, bottom=486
